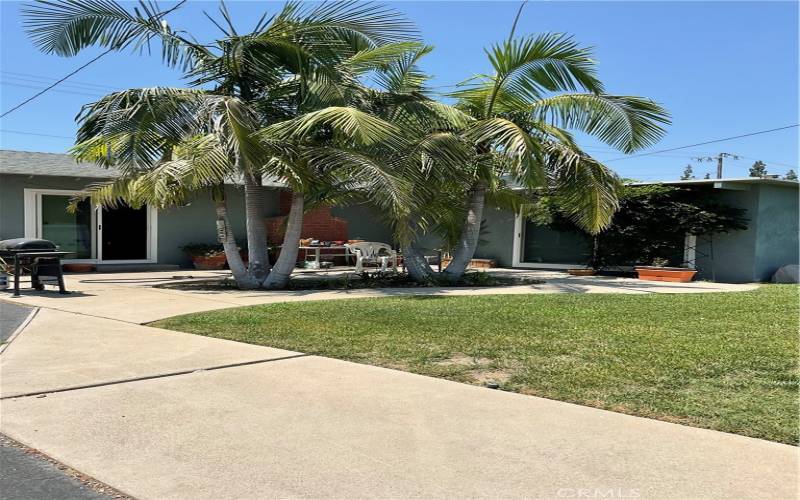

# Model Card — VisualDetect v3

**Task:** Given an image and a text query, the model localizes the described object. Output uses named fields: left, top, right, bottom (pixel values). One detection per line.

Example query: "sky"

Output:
left=0, top=0, right=797, bottom=181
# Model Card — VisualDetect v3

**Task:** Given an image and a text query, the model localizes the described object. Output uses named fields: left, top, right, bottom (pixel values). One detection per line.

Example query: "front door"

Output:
left=99, top=204, right=148, bottom=261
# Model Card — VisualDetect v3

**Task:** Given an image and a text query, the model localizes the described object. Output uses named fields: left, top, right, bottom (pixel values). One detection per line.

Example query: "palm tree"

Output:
left=430, top=33, right=671, bottom=282
left=23, top=0, right=420, bottom=289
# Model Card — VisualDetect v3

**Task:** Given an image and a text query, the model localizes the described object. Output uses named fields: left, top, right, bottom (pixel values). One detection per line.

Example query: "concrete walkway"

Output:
left=2, top=269, right=758, bottom=323
left=0, top=271, right=794, bottom=499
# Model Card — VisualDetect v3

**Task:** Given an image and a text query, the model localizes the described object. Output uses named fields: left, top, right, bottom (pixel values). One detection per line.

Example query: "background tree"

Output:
left=785, top=169, right=797, bottom=181
left=749, top=160, right=768, bottom=177
left=538, top=184, right=748, bottom=268
left=681, top=164, right=695, bottom=180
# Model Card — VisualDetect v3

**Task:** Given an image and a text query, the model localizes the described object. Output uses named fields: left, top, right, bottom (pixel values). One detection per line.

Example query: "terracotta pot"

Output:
left=191, top=254, right=227, bottom=270
left=62, top=263, right=95, bottom=273
left=635, top=266, right=697, bottom=283
left=567, top=269, right=596, bottom=276
left=441, top=257, right=496, bottom=269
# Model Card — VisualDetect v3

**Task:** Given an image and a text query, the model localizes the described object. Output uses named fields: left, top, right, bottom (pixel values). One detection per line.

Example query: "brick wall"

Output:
left=265, top=190, right=348, bottom=245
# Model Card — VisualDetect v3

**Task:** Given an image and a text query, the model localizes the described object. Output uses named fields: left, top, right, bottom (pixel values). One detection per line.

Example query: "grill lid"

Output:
left=0, top=238, right=58, bottom=251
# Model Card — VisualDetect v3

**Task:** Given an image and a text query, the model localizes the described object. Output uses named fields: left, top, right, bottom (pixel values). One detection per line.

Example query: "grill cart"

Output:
left=0, top=238, right=73, bottom=297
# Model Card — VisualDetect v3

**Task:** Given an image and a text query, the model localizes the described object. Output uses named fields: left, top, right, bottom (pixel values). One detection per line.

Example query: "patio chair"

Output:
left=345, top=242, right=398, bottom=273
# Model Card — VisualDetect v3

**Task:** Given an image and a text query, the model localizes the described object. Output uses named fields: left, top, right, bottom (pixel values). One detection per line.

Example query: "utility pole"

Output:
left=694, top=153, right=739, bottom=179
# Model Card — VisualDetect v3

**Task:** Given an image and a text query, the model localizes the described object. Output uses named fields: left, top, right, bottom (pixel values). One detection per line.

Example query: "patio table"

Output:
left=298, top=245, right=355, bottom=268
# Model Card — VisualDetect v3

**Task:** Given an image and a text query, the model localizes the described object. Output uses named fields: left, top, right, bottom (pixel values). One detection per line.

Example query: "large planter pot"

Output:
left=567, top=268, right=596, bottom=276
left=441, top=257, right=496, bottom=270
left=635, top=266, right=697, bottom=283
left=62, top=263, right=95, bottom=273
left=190, top=254, right=227, bottom=270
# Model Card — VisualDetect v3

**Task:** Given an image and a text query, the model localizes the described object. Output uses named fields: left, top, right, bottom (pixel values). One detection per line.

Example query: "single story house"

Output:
left=1, top=149, right=797, bottom=282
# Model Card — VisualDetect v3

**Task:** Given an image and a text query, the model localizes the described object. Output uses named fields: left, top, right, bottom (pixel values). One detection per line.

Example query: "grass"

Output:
left=153, top=285, right=799, bottom=444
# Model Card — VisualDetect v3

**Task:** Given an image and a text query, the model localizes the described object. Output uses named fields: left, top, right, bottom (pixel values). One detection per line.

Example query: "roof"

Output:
left=0, top=149, right=119, bottom=178
left=628, top=177, right=798, bottom=188
left=0, top=149, right=286, bottom=187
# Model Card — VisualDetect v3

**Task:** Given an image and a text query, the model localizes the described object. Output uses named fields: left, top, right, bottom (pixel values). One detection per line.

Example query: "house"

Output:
left=1, top=149, right=797, bottom=282
left=0, top=150, right=391, bottom=270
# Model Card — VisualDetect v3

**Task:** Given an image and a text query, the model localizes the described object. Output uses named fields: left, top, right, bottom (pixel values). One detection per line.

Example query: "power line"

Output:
left=0, top=50, right=117, bottom=119
left=1, top=76, right=116, bottom=94
left=0, top=71, right=121, bottom=91
left=730, top=154, right=797, bottom=170
left=0, top=0, right=187, bottom=119
left=605, top=125, right=800, bottom=162
left=1, top=81, right=105, bottom=98
left=0, top=129, right=73, bottom=139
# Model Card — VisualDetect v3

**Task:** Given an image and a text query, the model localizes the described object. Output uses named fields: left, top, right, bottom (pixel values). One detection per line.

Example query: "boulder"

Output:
left=772, top=264, right=800, bottom=284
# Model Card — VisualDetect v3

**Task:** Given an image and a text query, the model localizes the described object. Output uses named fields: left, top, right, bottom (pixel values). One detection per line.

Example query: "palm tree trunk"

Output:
left=401, top=243, right=434, bottom=282
left=442, top=180, right=487, bottom=282
left=214, top=197, right=258, bottom=289
left=244, top=173, right=270, bottom=281
left=262, top=191, right=304, bottom=289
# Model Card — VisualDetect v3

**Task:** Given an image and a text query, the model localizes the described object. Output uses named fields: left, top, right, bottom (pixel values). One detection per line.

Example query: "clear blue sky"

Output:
left=1, top=1, right=797, bottom=181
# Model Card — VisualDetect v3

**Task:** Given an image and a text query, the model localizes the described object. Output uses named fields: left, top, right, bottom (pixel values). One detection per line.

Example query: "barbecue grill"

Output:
left=0, top=238, right=73, bottom=297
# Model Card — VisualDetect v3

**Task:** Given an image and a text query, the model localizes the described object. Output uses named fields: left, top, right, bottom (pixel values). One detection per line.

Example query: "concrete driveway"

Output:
left=0, top=271, right=794, bottom=499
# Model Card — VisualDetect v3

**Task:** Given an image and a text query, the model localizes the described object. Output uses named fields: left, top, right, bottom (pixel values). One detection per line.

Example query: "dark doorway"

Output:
left=101, top=204, right=147, bottom=260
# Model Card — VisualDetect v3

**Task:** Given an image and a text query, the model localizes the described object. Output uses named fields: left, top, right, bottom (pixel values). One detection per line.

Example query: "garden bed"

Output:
left=154, top=271, right=543, bottom=291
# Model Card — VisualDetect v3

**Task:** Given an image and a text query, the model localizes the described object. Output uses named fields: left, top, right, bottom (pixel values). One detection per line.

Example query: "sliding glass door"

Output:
left=513, top=215, right=592, bottom=269
left=39, top=194, right=95, bottom=259
left=522, top=222, right=591, bottom=266
left=24, top=189, right=156, bottom=262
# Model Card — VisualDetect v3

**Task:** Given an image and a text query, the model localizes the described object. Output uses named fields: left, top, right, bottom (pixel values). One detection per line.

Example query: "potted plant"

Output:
left=635, top=257, right=697, bottom=283
left=182, top=243, right=227, bottom=270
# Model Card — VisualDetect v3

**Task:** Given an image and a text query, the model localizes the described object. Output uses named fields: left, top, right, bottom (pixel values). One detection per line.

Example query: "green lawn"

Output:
left=153, top=285, right=799, bottom=444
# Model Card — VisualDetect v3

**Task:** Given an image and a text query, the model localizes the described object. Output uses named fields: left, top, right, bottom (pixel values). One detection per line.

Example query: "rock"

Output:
left=772, top=264, right=800, bottom=284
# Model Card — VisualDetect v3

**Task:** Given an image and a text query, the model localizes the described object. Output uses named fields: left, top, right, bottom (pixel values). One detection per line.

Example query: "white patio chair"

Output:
left=345, top=242, right=398, bottom=273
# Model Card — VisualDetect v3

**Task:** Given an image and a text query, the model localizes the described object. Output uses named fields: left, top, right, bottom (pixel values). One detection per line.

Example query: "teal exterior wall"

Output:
left=389, top=207, right=515, bottom=267
left=1, top=174, right=98, bottom=240
left=671, top=183, right=798, bottom=283
left=753, top=184, right=798, bottom=281
left=156, top=186, right=281, bottom=267
left=331, top=204, right=394, bottom=243
left=474, top=207, right=515, bottom=267
left=693, top=187, right=760, bottom=282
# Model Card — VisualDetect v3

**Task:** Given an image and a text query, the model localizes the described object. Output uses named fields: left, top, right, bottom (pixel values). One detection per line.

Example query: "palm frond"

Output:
left=545, top=143, right=621, bottom=233
left=304, top=146, right=412, bottom=214
left=22, top=0, right=206, bottom=69
left=531, top=93, right=670, bottom=153
left=486, top=34, right=604, bottom=108
left=260, top=106, right=402, bottom=147
left=465, top=118, right=544, bottom=187
left=72, top=87, right=208, bottom=171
